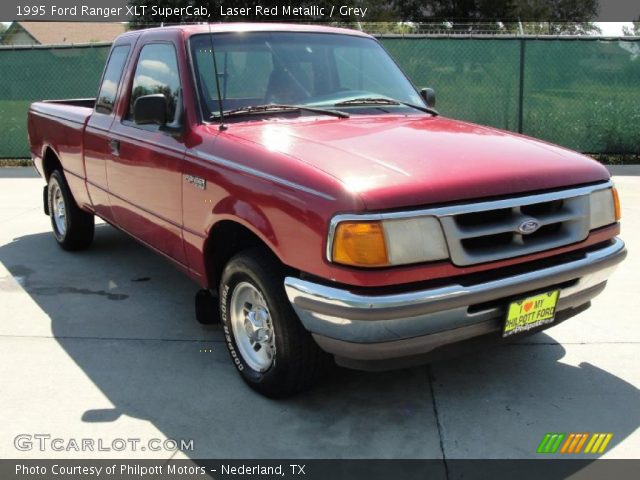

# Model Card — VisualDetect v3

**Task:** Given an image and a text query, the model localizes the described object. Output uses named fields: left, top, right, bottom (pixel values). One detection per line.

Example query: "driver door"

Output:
left=106, top=40, right=187, bottom=265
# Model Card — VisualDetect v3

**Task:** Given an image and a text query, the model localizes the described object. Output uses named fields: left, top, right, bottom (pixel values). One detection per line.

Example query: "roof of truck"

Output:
left=121, top=23, right=373, bottom=39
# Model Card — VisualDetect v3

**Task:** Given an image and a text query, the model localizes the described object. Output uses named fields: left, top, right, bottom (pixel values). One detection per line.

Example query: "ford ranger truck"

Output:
left=27, top=24, right=626, bottom=397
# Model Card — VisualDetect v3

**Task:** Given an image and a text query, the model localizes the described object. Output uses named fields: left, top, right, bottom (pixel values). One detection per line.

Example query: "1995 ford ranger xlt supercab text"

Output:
left=27, top=24, right=626, bottom=397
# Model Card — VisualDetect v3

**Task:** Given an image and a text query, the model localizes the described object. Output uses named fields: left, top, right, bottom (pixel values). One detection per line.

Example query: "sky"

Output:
left=596, top=22, right=634, bottom=35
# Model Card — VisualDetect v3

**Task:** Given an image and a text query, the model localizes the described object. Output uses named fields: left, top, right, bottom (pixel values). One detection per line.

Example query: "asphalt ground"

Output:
left=0, top=167, right=638, bottom=460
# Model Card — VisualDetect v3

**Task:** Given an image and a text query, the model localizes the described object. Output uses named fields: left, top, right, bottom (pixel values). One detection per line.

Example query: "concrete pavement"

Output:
left=0, top=167, right=638, bottom=460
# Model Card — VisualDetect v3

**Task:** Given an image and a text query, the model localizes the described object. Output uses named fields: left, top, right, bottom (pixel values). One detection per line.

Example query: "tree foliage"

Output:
left=128, top=0, right=601, bottom=34
left=622, top=21, right=640, bottom=37
left=393, top=0, right=600, bottom=33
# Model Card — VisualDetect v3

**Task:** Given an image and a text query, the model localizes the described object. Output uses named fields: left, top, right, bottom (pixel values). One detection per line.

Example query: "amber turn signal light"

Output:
left=612, top=187, right=621, bottom=221
left=332, top=221, right=389, bottom=267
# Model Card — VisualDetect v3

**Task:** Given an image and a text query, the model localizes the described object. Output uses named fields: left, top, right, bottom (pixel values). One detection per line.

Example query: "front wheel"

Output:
left=219, top=248, right=328, bottom=397
left=48, top=170, right=94, bottom=251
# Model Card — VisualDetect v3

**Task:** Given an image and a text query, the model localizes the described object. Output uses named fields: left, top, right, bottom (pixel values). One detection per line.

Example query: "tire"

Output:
left=48, top=170, right=95, bottom=251
left=219, top=248, right=328, bottom=397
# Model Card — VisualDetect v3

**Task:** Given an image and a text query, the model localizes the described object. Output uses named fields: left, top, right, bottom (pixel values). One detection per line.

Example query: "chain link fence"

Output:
left=0, top=44, right=111, bottom=158
left=381, top=36, right=640, bottom=154
left=1, top=36, right=639, bottom=158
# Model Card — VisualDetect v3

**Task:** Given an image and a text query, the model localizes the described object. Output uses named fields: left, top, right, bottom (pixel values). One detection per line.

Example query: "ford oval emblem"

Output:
left=518, top=219, right=541, bottom=235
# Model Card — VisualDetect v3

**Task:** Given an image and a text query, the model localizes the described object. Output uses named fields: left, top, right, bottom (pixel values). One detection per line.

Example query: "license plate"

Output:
left=503, top=290, right=560, bottom=337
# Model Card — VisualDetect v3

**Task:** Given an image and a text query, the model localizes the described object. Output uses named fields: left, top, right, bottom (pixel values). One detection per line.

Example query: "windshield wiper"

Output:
left=211, top=104, right=349, bottom=120
left=334, top=97, right=438, bottom=116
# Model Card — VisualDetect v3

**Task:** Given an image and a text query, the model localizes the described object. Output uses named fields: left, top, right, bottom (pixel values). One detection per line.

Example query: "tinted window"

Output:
left=190, top=33, right=422, bottom=117
left=96, top=45, right=130, bottom=114
left=128, top=43, right=181, bottom=123
left=217, top=50, right=273, bottom=99
left=334, top=46, right=405, bottom=96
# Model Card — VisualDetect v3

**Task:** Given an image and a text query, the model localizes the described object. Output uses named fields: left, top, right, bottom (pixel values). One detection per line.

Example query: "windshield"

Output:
left=189, top=32, right=424, bottom=119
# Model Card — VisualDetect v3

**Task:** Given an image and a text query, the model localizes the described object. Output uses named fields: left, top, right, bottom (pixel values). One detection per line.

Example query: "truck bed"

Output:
left=42, top=98, right=96, bottom=109
left=28, top=98, right=96, bottom=182
left=30, top=98, right=95, bottom=124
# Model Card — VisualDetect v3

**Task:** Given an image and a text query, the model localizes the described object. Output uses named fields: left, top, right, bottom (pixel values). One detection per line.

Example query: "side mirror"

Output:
left=420, top=88, right=436, bottom=108
left=133, top=94, right=167, bottom=125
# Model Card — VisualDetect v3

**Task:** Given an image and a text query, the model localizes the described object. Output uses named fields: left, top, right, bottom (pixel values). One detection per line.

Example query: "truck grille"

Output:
left=438, top=193, right=590, bottom=266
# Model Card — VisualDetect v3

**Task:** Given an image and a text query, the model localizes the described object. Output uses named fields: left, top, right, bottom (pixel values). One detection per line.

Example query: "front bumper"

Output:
left=284, top=238, right=626, bottom=370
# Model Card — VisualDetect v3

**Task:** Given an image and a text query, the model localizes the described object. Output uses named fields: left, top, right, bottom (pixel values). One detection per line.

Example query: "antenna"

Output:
left=207, top=22, right=227, bottom=131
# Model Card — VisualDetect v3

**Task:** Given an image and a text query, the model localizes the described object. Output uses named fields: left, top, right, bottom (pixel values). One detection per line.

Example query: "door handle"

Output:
left=108, top=138, right=120, bottom=156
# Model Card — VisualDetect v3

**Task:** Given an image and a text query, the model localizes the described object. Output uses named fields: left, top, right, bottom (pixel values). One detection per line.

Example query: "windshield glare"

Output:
left=190, top=32, right=423, bottom=118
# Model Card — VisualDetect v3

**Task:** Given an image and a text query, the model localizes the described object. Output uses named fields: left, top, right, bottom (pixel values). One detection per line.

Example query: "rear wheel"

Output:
left=48, top=170, right=94, bottom=251
left=219, top=248, right=328, bottom=397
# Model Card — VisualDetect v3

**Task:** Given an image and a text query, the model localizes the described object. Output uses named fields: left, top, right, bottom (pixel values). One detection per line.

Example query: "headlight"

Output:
left=589, top=187, right=621, bottom=229
left=330, top=216, right=449, bottom=267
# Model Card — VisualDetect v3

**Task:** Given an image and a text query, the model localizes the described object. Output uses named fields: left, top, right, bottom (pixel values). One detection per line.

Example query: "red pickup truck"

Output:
left=28, top=24, right=625, bottom=397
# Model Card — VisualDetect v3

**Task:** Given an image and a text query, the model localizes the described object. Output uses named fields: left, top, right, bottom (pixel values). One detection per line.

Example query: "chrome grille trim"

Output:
left=327, top=180, right=612, bottom=264
left=440, top=194, right=590, bottom=265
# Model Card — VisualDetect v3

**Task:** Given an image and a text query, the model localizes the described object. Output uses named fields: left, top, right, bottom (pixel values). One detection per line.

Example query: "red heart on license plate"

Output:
left=524, top=301, right=534, bottom=312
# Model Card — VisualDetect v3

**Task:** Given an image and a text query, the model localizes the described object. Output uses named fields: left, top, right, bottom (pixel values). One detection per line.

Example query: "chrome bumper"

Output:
left=284, top=238, right=626, bottom=365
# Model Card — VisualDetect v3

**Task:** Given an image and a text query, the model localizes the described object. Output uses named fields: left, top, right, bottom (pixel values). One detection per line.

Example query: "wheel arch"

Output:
left=41, top=145, right=63, bottom=181
left=203, top=219, right=289, bottom=292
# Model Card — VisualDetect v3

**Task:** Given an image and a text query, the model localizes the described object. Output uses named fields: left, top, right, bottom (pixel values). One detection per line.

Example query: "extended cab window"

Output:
left=127, top=43, right=181, bottom=124
left=95, top=45, right=130, bottom=114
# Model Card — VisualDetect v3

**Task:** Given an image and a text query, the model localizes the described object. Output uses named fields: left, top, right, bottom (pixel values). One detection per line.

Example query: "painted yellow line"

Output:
left=584, top=434, right=598, bottom=453
left=574, top=433, right=589, bottom=453
left=598, top=434, right=613, bottom=454
left=591, top=433, right=606, bottom=453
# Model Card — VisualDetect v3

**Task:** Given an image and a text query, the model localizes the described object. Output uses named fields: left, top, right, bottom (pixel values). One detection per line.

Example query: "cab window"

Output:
left=95, top=45, right=130, bottom=114
left=127, top=43, right=181, bottom=124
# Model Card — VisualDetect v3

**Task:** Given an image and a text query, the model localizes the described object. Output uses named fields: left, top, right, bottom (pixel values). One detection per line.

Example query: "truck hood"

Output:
left=227, top=115, right=610, bottom=211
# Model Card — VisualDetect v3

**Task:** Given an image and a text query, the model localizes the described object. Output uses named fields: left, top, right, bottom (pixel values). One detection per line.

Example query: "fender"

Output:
left=40, top=143, right=62, bottom=178
left=196, top=206, right=283, bottom=291
left=211, top=196, right=278, bottom=249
